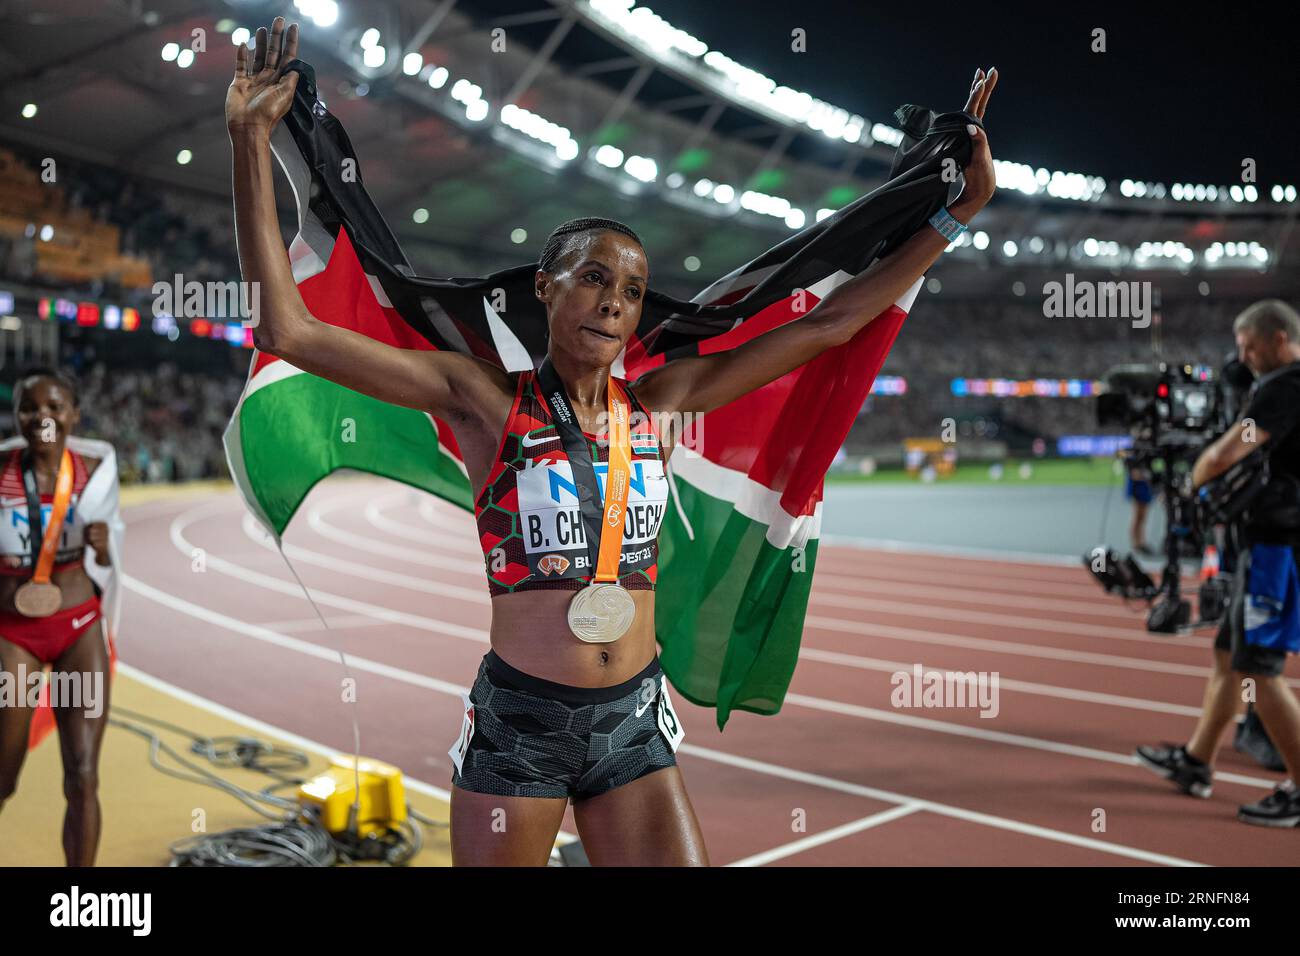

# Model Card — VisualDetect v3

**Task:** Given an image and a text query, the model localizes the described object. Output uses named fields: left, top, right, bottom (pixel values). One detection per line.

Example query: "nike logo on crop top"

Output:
left=0, top=447, right=94, bottom=573
left=473, top=370, right=668, bottom=596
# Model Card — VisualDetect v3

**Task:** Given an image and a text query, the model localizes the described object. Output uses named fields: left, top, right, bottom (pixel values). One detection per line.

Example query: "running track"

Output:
left=116, top=477, right=1299, bottom=866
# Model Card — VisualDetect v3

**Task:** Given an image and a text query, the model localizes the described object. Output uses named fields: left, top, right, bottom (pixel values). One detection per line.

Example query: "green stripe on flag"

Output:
left=656, top=473, right=818, bottom=730
left=237, top=373, right=473, bottom=536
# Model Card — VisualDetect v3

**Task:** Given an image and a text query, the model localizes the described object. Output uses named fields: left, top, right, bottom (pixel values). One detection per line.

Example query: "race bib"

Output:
left=515, top=458, right=668, bottom=582
left=655, top=675, right=684, bottom=753
left=0, top=495, right=82, bottom=566
left=448, top=692, right=475, bottom=776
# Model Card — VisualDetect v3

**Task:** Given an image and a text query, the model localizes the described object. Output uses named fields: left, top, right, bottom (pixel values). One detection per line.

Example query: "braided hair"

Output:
left=537, top=217, right=644, bottom=275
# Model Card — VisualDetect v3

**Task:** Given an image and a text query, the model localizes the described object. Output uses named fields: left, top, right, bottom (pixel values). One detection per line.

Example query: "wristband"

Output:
left=928, top=207, right=968, bottom=243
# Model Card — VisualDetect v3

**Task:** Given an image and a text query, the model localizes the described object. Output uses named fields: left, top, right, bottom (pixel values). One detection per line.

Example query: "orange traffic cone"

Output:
left=1200, top=545, right=1220, bottom=581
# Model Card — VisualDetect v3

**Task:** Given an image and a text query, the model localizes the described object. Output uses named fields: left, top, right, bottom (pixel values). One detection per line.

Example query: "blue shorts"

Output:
left=1215, top=543, right=1300, bottom=675
left=1126, top=476, right=1154, bottom=505
left=449, top=650, right=683, bottom=801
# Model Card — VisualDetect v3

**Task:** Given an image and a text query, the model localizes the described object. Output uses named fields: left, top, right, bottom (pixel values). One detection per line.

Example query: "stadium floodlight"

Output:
left=1027, top=236, right=1045, bottom=254
left=232, top=27, right=251, bottom=46
left=870, top=123, right=903, bottom=147
left=216, top=18, right=235, bottom=32
left=683, top=256, right=701, bottom=271
left=665, top=172, right=684, bottom=188
left=816, top=208, right=835, bottom=222
left=39, top=225, right=53, bottom=241
left=21, top=103, right=37, bottom=119
left=161, top=42, right=179, bottom=61
left=556, top=139, right=579, bottom=161
left=785, top=209, right=806, bottom=229
left=176, top=149, right=192, bottom=165
left=412, top=208, right=429, bottom=224
left=294, top=0, right=339, bottom=28
left=623, top=155, right=658, bottom=182
left=1244, top=184, right=1258, bottom=202
left=403, top=53, right=423, bottom=76
left=972, top=231, right=989, bottom=251
left=1272, top=184, right=1284, bottom=202
left=465, top=99, right=489, bottom=122
left=511, top=228, right=527, bottom=244
left=1002, top=240, right=1018, bottom=257
left=451, top=79, right=482, bottom=104
left=595, top=145, right=624, bottom=168
left=362, top=45, right=386, bottom=69
left=428, top=67, right=449, bottom=89
left=176, top=48, right=195, bottom=68
left=712, top=183, right=735, bottom=204
left=360, top=28, right=381, bottom=49
left=1229, top=184, right=1244, bottom=202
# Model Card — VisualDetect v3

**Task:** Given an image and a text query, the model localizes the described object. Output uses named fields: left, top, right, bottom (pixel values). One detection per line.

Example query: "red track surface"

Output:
left=118, top=478, right=1299, bottom=866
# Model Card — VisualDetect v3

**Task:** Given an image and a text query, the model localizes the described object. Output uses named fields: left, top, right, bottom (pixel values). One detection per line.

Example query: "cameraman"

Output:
left=1136, top=299, right=1300, bottom=826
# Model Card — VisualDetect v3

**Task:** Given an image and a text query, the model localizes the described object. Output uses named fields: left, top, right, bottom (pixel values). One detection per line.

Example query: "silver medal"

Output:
left=567, top=581, right=636, bottom=643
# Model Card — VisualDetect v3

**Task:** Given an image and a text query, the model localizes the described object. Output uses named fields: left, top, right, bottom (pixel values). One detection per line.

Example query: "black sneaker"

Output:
left=1238, top=781, right=1300, bottom=828
left=1135, top=743, right=1213, bottom=798
left=1234, top=713, right=1287, bottom=772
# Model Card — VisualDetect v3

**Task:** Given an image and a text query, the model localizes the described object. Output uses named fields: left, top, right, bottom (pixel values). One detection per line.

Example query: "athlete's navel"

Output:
left=599, top=651, right=609, bottom=666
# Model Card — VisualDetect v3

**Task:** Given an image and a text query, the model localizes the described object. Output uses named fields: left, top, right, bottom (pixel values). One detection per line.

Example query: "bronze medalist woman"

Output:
left=227, top=17, right=998, bottom=865
left=0, top=370, right=115, bottom=866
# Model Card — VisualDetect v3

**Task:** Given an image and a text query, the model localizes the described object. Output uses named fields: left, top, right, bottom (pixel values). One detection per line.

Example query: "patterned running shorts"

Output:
left=448, top=649, right=684, bottom=801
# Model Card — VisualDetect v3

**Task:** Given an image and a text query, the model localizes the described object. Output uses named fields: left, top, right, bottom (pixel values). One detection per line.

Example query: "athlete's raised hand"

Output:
left=957, top=66, right=999, bottom=214
left=225, top=16, right=300, bottom=134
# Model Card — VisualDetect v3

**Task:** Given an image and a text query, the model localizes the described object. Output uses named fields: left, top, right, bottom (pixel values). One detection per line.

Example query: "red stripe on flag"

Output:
left=677, top=293, right=909, bottom=519
left=252, top=227, right=436, bottom=378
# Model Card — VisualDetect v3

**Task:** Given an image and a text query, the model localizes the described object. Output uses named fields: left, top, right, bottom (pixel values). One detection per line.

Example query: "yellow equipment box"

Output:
left=298, top=755, right=407, bottom=837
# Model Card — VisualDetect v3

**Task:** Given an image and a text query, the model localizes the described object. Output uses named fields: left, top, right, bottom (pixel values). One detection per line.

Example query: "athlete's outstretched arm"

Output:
left=226, top=17, right=508, bottom=420
left=634, top=68, right=999, bottom=417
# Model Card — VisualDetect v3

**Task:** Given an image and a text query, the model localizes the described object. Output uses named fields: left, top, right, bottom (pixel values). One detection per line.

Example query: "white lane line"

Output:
left=170, top=499, right=489, bottom=644
left=115, top=662, right=579, bottom=846
left=681, top=744, right=1206, bottom=867
left=809, top=591, right=1208, bottom=647
left=237, top=495, right=1231, bottom=688
left=310, top=487, right=1212, bottom=659
left=170, top=497, right=1283, bottom=781
left=120, top=569, right=1207, bottom=867
left=305, top=496, right=484, bottom=575
left=797, top=648, right=1204, bottom=717
left=812, top=561, right=1110, bottom=597
left=811, top=574, right=1168, bottom=624
left=260, top=614, right=391, bottom=634
left=806, top=615, right=1300, bottom=690
left=245, top=511, right=489, bottom=606
left=367, top=491, right=482, bottom=556
left=779, top=688, right=1279, bottom=790
left=818, top=534, right=1089, bottom=568
left=726, top=804, right=925, bottom=867
left=125, top=574, right=477, bottom=695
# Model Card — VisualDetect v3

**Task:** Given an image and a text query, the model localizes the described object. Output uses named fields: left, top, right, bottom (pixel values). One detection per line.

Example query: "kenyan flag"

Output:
left=225, top=59, right=969, bottom=729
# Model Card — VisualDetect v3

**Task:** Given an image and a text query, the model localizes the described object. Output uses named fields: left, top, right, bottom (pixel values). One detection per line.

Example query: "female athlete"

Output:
left=226, top=16, right=997, bottom=865
left=0, top=369, right=115, bottom=866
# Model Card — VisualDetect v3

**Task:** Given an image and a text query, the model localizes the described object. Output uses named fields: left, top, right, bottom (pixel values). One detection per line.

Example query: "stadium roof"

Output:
left=2, top=0, right=1296, bottom=300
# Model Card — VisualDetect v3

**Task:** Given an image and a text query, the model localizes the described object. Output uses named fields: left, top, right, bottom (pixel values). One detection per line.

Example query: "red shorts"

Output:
left=0, top=595, right=103, bottom=665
